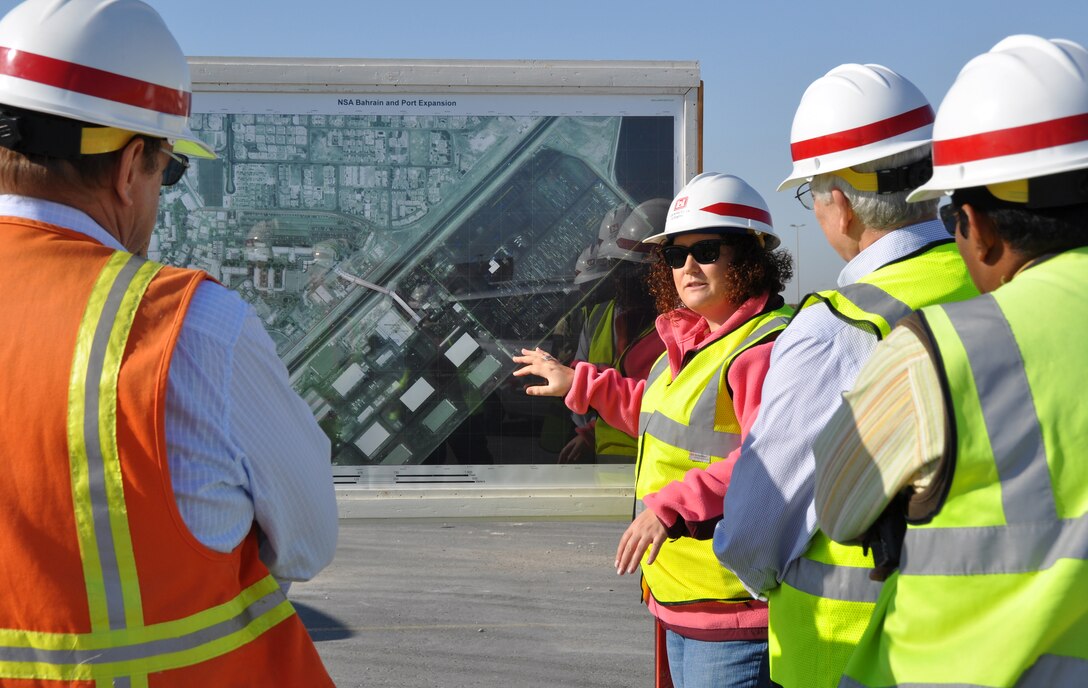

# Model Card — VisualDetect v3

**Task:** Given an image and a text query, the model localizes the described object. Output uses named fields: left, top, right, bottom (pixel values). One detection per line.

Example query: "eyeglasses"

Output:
left=160, top=146, right=189, bottom=187
left=939, top=203, right=963, bottom=236
left=661, top=239, right=730, bottom=269
left=795, top=182, right=813, bottom=210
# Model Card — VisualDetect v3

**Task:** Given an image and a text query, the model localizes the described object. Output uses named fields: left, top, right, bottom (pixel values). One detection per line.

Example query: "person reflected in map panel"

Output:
left=557, top=200, right=668, bottom=464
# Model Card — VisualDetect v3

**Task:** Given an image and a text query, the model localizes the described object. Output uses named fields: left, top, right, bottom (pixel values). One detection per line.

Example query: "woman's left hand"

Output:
left=615, top=508, right=668, bottom=575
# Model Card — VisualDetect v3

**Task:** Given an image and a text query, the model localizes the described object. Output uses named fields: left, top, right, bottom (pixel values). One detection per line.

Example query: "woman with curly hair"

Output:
left=514, top=173, right=793, bottom=688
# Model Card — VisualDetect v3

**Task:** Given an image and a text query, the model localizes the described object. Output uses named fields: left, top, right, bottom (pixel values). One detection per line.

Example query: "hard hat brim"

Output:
left=173, top=136, right=217, bottom=160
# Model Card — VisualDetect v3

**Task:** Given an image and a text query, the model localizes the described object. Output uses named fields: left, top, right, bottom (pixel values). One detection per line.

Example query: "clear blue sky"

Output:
left=1, top=0, right=1082, bottom=295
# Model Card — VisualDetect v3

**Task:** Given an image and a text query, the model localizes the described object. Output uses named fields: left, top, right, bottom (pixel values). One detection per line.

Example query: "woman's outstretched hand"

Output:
left=511, top=347, right=575, bottom=397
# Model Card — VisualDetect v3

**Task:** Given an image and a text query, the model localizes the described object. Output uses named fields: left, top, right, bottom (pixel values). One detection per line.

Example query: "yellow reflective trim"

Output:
left=80, top=127, right=136, bottom=155
left=67, top=252, right=132, bottom=632
left=99, top=260, right=163, bottom=629
left=0, top=576, right=282, bottom=651
left=831, top=166, right=879, bottom=192
left=0, top=599, right=294, bottom=681
left=987, top=179, right=1029, bottom=203
left=106, top=599, right=294, bottom=679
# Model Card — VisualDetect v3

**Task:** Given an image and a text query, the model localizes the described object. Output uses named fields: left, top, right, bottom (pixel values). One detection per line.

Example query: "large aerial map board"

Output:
left=155, top=89, right=685, bottom=471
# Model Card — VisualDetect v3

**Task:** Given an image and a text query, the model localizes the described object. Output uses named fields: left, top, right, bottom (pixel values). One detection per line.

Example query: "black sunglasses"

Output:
left=160, top=146, right=189, bottom=187
left=661, top=239, right=731, bottom=269
left=939, top=203, right=962, bottom=237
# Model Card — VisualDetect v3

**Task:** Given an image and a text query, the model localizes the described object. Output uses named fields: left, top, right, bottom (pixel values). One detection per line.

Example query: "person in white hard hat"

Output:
left=515, top=173, right=794, bottom=688
left=813, top=35, right=1088, bottom=688
left=572, top=242, right=611, bottom=286
left=713, top=64, right=979, bottom=688
left=0, top=1, right=336, bottom=684
left=560, top=200, right=668, bottom=464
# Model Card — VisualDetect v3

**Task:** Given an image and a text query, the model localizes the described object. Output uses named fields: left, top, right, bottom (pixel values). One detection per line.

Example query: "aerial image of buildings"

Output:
left=155, top=109, right=673, bottom=467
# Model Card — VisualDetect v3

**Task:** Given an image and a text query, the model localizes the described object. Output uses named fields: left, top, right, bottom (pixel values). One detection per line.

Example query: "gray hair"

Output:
left=810, top=146, right=939, bottom=230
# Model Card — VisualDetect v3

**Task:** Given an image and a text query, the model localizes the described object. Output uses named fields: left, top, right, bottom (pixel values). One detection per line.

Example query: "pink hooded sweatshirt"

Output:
left=565, top=292, right=784, bottom=641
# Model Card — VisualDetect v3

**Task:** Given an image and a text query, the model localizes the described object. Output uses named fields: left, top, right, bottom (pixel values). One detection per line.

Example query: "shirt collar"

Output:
left=0, top=194, right=126, bottom=251
left=837, top=219, right=950, bottom=287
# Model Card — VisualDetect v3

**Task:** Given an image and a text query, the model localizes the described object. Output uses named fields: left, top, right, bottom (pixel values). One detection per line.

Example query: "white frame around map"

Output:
left=185, top=58, right=701, bottom=517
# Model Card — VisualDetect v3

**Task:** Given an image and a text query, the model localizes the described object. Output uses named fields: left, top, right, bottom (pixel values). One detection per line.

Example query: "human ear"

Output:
left=113, top=137, right=146, bottom=207
left=961, top=203, right=1002, bottom=266
left=831, top=187, right=854, bottom=237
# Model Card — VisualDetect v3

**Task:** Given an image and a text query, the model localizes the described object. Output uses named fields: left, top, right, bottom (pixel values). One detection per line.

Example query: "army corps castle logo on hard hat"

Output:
left=647, top=173, right=779, bottom=250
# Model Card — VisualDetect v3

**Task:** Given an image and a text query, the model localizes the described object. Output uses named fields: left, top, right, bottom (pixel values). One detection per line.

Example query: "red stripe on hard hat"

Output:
left=0, top=46, right=190, bottom=117
left=616, top=237, right=653, bottom=253
left=790, top=105, right=934, bottom=161
left=700, top=202, right=772, bottom=226
left=933, top=112, right=1088, bottom=166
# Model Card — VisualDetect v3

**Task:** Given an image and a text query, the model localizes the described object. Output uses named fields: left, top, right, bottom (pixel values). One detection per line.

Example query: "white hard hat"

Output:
left=597, top=198, right=668, bottom=264
left=779, top=64, right=933, bottom=191
left=646, top=173, right=779, bottom=250
left=0, top=0, right=214, bottom=158
left=909, top=35, right=1088, bottom=202
left=572, top=243, right=609, bottom=285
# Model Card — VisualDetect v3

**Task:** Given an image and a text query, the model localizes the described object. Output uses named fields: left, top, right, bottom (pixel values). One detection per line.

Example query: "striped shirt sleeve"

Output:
left=813, top=326, right=945, bottom=543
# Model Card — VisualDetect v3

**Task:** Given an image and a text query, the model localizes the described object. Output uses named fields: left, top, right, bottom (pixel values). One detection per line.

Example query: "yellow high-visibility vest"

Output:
left=769, top=239, right=978, bottom=688
left=842, top=247, right=1088, bottom=687
left=637, top=305, right=792, bottom=603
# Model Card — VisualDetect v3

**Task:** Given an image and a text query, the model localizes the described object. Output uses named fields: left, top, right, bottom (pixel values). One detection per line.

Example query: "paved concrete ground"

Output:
left=291, top=519, right=655, bottom=688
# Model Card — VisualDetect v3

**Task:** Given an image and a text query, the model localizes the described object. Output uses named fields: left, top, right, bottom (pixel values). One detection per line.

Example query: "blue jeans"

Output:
left=665, top=630, right=770, bottom=688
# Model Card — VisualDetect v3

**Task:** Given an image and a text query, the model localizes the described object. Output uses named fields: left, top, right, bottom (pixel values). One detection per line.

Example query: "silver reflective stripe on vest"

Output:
left=941, top=296, right=1057, bottom=523
left=841, top=678, right=988, bottom=687
left=838, top=282, right=913, bottom=330
left=638, top=355, right=672, bottom=437
left=85, top=255, right=146, bottom=631
left=647, top=354, right=670, bottom=387
left=901, top=512, right=1088, bottom=576
left=838, top=654, right=1088, bottom=687
left=639, top=412, right=742, bottom=457
left=781, top=557, right=883, bottom=603
left=735, top=315, right=790, bottom=353
left=0, top=585, right=286, bottom=665
left=1017, top=654, right=1088, bottom=686
left=636, top=315, right=786, bottom=442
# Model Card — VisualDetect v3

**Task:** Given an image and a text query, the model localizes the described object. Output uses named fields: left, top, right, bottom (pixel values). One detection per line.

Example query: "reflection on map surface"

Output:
left=155, top=113, right=672, bottom=466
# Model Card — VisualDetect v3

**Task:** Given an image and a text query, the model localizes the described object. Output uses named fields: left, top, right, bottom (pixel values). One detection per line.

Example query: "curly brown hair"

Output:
left=647, top=234, right=794, bottom=315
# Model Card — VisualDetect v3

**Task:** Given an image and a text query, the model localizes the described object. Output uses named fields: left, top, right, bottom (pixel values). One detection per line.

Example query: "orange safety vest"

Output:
left=0, top=217, right=332, bottom=687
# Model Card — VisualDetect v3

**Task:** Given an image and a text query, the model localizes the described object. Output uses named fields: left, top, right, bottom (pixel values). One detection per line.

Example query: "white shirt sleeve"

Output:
left=713, top=304, right=877, bottom=596
left=166, top=282, right=338, bottom=581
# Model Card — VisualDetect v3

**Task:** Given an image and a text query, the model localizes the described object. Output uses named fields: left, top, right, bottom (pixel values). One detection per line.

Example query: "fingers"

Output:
left=615, top=525, right=652, bottom=575
left=510, top=347, right=574, bottom=398
left=644, top=538, right=664, bottom=567
left=558, top=441, right=576, bottom=464
left=615, top=527, right=634, bottom=570
left=511, top=348, right=553, bottom=377
left=614, top=510, right=669, bottom=574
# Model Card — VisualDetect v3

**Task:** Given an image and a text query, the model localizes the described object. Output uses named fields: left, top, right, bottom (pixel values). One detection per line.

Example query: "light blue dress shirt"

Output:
left=713, top=219, right=950, bottom=597
left=1, top=195, right=338, bottom=582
